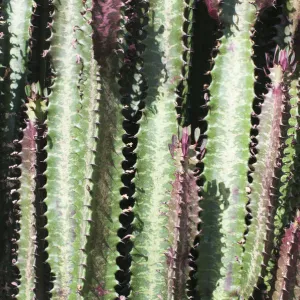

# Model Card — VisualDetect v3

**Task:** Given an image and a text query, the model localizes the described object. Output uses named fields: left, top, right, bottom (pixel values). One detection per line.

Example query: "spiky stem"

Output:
left=272, top=213, right=300, bottom=299
left=242, top=48, right=296, bottom=298
left=128, top=0, right=187, bottom=298
left=44, top=0, right=98, bottom=297
left=196, top=1, right=256, bottom=298
left=16, top=120, right=37, bottom=299
left=16, top=82, right=47, bottom=299
left=167, top=128, right=200, bottom=300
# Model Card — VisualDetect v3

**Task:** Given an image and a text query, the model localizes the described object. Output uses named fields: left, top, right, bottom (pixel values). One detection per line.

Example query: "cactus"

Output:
left=196, top=1, right=256, bottom=298
left=272, top=212, right=300, bottom=299
left=1, top=0, right=300, bottom=299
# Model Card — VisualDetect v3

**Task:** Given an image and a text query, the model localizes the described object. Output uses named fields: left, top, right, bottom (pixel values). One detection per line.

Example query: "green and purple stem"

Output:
left=262, top=0, right=300, bottom=292
left=242, top=48, right=296, bottom=298
left=167, top=127, right=200, bottom=299
left=16, top=120, right=37, bottom=299
left=4, top=0, right=300, bottom=299
left=272, top=213, right=300, bottom=299
left=128, top=0, right=188, bottom=298
left=16, top=82, right=47, bottom=299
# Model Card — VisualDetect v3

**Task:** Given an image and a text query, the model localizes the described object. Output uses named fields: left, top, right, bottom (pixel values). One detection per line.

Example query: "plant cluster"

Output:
left=0, top=0, right=300, bottom=299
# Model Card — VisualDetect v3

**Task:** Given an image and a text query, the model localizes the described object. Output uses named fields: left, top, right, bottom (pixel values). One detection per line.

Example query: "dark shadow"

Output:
left=185, top=0, right=218, bottom=131
left=0, top=0, right=54, bottom=297
left=92, top=0, right=122, bottom=65
left=220, top=0, right=241, bottom=37
left=191, top=180, right=229, bottom=300
left=82, top=61, right=122, bottom=299
left=186, top=0, right=219, bottom=297
left=83, top=0, right=160, bottom=298
left=27, top=1, right=54, bottom=298
left=27, top=0, right=52, bottom=90
left=141, top=10, right=166, bottom=109
left=0, top=1, right=26, bottom=298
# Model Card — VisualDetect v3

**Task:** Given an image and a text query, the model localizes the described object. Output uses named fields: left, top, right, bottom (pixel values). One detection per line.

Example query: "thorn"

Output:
left=78, top=277, right=86, bottom=282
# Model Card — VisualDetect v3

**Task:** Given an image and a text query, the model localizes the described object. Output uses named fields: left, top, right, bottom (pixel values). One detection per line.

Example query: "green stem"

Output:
left=44, top=0, right=98, bottom=298
left=129, top=0, right=185, bottom=298
left=196, top=1, right=256, bottom=298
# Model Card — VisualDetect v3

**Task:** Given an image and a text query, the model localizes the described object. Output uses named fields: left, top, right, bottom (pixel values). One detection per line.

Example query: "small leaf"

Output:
left=194, top=128, right=200, bottom=144
left=43, top=88, right=48, bottom=97
left=25, top=85, right=31, bottom=97
left=181, top=127, right=190, bottom=157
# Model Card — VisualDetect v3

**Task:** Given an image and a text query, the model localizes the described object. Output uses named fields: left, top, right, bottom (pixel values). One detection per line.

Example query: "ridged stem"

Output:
left=242, top=50, right=295, bottom=297
left=16, top=83, right=47, bottom=299
left=129, top=0, right=186, bottom=298
left=272, top=213, right=300, bottom=299
left=196, top=1, right=256, bottom=298
left=44, top=0, right=98, bottom=297
left=168, top=129, right=200, bottom=300
left=16, top=120, right=37, bottom=299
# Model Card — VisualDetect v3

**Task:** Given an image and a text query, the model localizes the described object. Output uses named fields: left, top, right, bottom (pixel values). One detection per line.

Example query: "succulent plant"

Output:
left=0, top=0, right=300, bottom=299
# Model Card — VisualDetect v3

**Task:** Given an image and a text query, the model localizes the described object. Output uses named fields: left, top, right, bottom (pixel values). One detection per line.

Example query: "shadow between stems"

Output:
left=194, top=180, right=229, bottom=300
left=0, top=1, right=26, bottom=297
left=82, top=60, right=121, bottom=299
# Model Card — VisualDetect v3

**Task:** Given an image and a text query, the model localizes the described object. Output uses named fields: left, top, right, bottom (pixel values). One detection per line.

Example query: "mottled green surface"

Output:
left=81, top=68, right=123, bottom=299
left=196, top=1, right=256, bottom=299
left=264, top=76, right=299, bottom=292
left=129, top=0, right=184, bottom=298
left=242, top=62, right=285, bottom=297
left=45, top=0, right=98, bottom=298
left=17, top=121, right=37, bottom=300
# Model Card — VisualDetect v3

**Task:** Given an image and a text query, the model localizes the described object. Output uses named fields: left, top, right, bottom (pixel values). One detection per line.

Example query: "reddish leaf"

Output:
left=203, top=0, right=219, bottom=20
left=181, top=127, right=190, bottom=157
